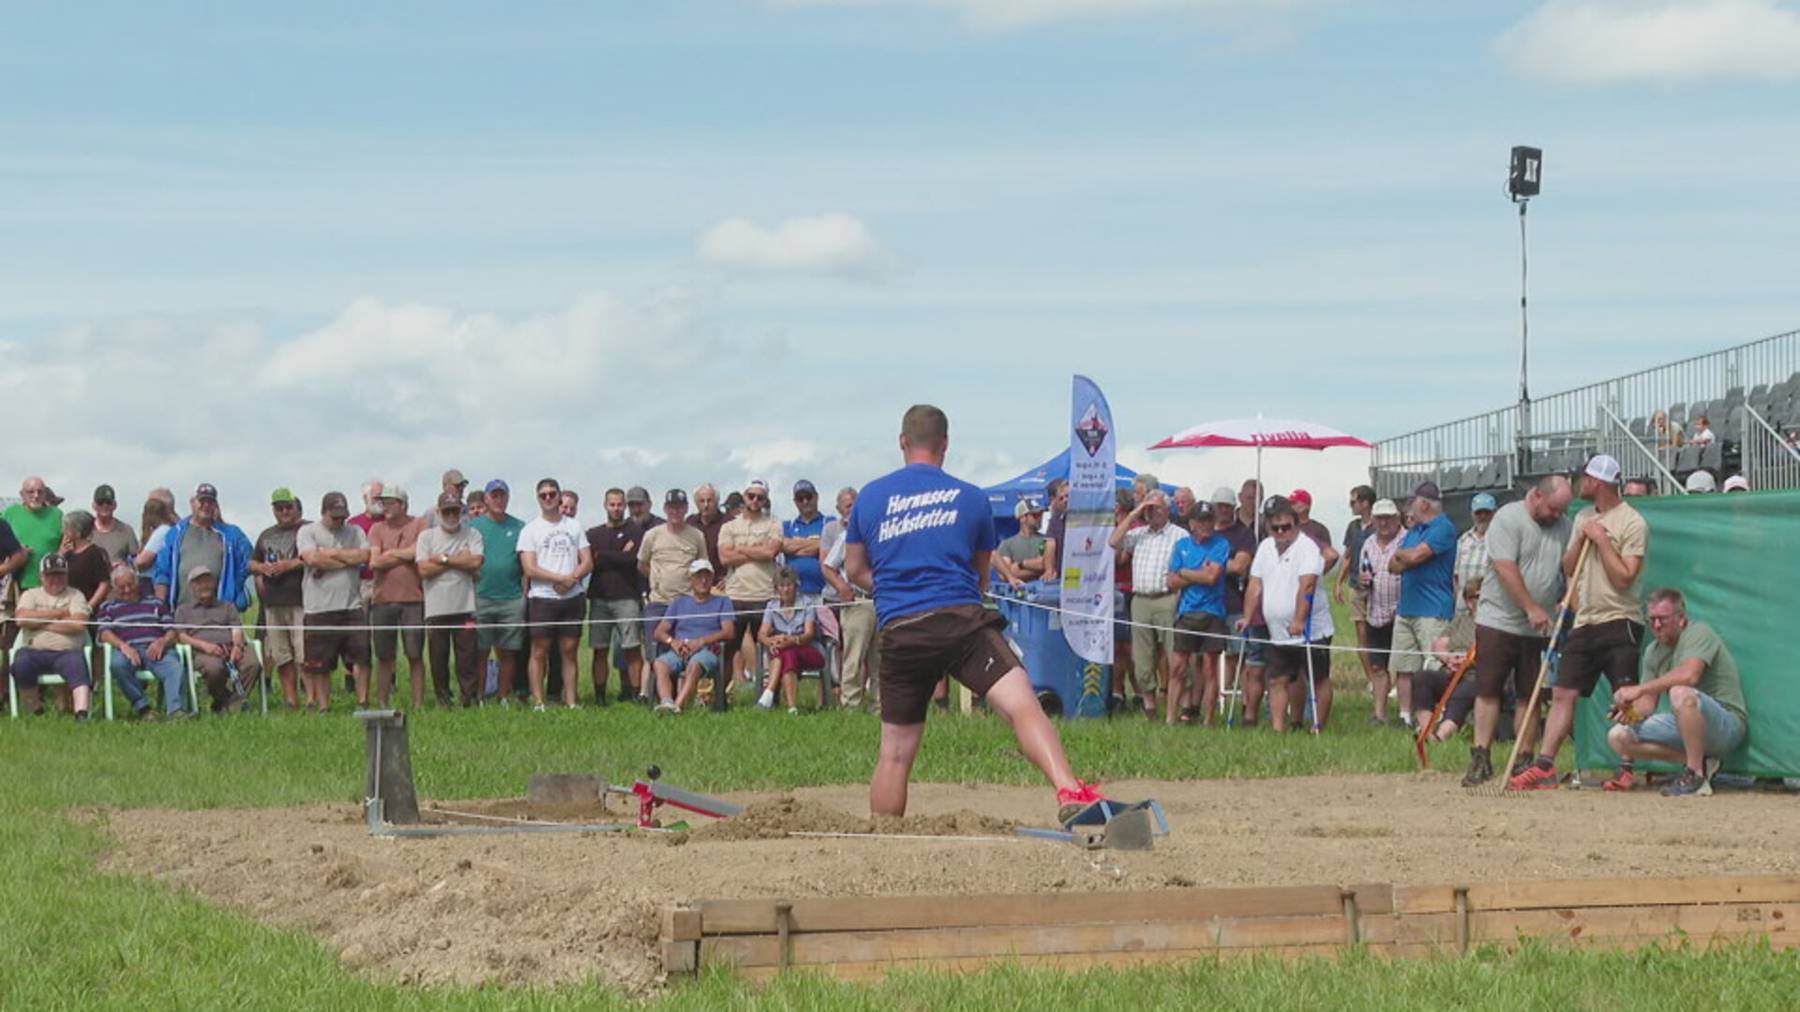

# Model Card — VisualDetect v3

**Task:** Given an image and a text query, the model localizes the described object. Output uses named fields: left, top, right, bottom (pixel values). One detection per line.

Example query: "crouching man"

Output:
left=1605, top=588, right=1748, bottom=797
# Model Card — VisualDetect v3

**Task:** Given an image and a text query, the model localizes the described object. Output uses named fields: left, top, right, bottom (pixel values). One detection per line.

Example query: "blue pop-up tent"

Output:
left=984, top=449, right=1172, bottom=540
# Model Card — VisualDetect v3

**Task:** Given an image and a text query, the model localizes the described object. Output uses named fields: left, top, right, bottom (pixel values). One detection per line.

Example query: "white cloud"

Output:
left=771, top=0, right=1317, bottom=30
left=695, top=213, right=897, bottom=280
left=1497, top=0, right=1800, bottom=83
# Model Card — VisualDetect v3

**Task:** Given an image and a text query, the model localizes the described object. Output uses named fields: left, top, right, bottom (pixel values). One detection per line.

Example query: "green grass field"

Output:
left=4, top=693, right=1798, bottom=1008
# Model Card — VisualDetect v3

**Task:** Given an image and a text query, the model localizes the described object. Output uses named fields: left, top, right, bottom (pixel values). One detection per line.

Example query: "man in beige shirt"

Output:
left=717, top=478, right=784, bottom=700
left=1508, top=454, right=1648, bottom=791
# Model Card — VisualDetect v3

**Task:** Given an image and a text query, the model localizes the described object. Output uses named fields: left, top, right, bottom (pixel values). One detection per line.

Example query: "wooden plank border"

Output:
left=662, top=874, right=1800, bottom=980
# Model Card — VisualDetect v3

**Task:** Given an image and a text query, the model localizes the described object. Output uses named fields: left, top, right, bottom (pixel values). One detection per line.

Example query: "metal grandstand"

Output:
left=1371, top=327, right=1800, bottom=500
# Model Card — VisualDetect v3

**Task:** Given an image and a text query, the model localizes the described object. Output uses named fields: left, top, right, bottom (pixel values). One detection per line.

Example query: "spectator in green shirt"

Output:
left=469, top=479, right=526, bottom=702
left=1606, top=588, right=1749, bottom=797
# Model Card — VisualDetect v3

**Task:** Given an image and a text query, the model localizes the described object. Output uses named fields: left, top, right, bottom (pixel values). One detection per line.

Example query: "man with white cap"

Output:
left=1456, top=492, right=1498, bottom=615
left=1357, top=498, right=1405, bottom=724
left=1721, top=475, right=1749, bottom=493
left=1509, top=455, right=1649, bottom=791
left=1684, top=471, right=1718, bottom=494
left=1461, top=476, right=1573, bottom=787
left=297, top=491, right=372, bottom=710
left=995, top=498, right=1048, bottom=588
left=649, top=558, right=737, bottom=713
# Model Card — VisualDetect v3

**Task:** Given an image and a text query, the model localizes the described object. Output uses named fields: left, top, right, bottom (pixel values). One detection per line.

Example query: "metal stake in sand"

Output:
left=1479, top=539, right=1590, bottom=797
left=358, top=709, right=420, bottom=825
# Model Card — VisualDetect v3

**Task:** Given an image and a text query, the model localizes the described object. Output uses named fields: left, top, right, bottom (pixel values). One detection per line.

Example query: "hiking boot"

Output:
left=1662, top=767, right=1712, bottom=797
left=74, top=710, right=90, bottom=723
left=1461, top=750, right=1495, bottom=788
left=137, top=707, right=159, bottom=723
left=1056, top=781, right=1110, bottom=824
left=1506, top=763, right=1559, bottom=791
left=1601, top=769, right=1636, bottom=792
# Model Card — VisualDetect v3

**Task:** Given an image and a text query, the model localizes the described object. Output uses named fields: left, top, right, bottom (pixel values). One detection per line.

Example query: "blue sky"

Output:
left=4, top=1, right=1798, bottom=521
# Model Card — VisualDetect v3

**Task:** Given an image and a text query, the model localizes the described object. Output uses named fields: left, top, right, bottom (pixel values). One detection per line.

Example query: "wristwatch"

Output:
left=439, top=553, right=450, bottom=565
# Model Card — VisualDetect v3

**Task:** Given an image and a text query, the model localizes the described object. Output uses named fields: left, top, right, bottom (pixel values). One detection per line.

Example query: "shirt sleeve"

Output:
left=1299, top=538, right=1325, bottom=578
left=0, top=521, right=21, bottom=558
left=1486, top=511, right=1522, bottom=564
left=1426, top=519, right=1458, bottom=557
left=1618, top=513, right=1649, bottom=559
left=1249, top=541, right=1273, bottom=580
left=845, top=498, right=867, bottom=545
left=1676, top=625, right=1721, bottom=674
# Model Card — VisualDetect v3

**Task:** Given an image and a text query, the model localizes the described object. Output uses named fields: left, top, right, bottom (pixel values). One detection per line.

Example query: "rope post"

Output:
left=1340, top=888, right=1361, bottom=945
left=1454, top=886, right=1471, bottom=955
left=775, top=900, right=794, bottom=971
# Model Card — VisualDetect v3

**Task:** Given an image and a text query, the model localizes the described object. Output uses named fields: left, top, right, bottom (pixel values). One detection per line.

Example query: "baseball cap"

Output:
left=1684, top=470, right=1717, bottom=494
left=187, top=565, right=215, bottom=582
left=441, top=469, right=467, bottom=487
left=1187, top=506, right=1216, bottom=525
left=321, top=491, right=351, bottom=516
left=792, top=479, right=817, bottom=497
left=269, top=486, right=298, bottom=505
left=92, top=484, right=116, bottom=504
left=484, top=479, right=510, bottom=495
left=437, top=491, right=463, bottom=511
left=1410, top=480, right=1441, bottom=502
left=39, top=552, right=68, bottom=575
left=1261, top=494, right=1292, bottom=516
left=1289, top=489, right=1313, bottom=507
left=1584, top=454, right=1623, bottom=485
left=1209, top=486, right=1237, bottom=505
left=1722, top=474, right=1750, bottom=493
left=687, top=558, right=714, bottom=574
left=194, top=482, right=219, bottom=501
left=1371, top=498, right=1401, bottom=517
left=1470, top=492, right=1498, bottom=513
left=745, top=479, right=770, bottom=495
left=378, top=483, right=408, bottom=502
left=625, top=486, right=650, bottom=504
left=1014, top=497, right=1044, bottom=519
left=724, top=491, right=745, bottom=509
left=665, top=487, right=689, bottom=507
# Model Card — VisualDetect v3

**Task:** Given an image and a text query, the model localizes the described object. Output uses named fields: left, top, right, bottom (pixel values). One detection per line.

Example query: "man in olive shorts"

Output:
left=845, top=404, right=1104, bottom=821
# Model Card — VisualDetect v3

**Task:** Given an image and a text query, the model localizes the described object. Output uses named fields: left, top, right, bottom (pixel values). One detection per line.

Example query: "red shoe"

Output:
left=1056, top=780, right=1110, bottom=823
left=1601, top=769, right=1636, bottom=792
left=1506, top=763, right=1559, bottom=791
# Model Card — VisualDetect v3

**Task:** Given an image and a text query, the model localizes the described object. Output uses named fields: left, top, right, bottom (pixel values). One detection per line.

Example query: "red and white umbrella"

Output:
left=1149, top=417, right=1371, bottom=451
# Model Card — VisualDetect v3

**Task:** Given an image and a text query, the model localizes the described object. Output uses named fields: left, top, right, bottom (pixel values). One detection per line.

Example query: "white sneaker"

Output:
left=655, top=700, right=678, bottom=714
left=787, top=706, right=799, bottom=716
left=757, top=689, right=776, bottom=709
left=532, top=703, right=547, bottom=713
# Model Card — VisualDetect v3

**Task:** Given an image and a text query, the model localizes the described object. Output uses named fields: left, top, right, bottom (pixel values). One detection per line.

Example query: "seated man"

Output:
left=174, top=566, right=263, bottom=714
left=649, top=559, right=736, bottom=713
left=96, top=564, right=188, bottom=719
left=994, top=499, right=1048, bottom=589
left=1411, top=576, right=1481, bottom=741
left=11, top=553, right=93, bottom=719
left=1605, top=588, right=1748, bottom=797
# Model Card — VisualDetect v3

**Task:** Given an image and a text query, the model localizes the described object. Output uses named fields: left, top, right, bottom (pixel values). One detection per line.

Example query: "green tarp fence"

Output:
left=1574, top=489, right=1799, bottom=776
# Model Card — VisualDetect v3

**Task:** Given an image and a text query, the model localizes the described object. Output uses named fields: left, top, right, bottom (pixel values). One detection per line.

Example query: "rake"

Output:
left=1475, top=538, right=1591, bottom=797
left=1414, top=644, right=1477, bottom=769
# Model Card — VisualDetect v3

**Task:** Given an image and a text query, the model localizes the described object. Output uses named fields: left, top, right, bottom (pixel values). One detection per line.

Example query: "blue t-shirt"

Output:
left=846, top=463, right=997, bottom=628
left=1168, top=534, right=1229, bottom=617
left=661, top=593, right=734, bottom=642
left=781, top=513, right=828, bottom=595
left=1398, top=514, right=1458, bottom=620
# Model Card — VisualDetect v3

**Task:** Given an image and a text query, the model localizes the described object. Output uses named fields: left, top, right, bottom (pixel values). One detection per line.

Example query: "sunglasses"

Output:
left=1267, top=522, right=1295, bottom=533
left=274, top=502, right=298, bottom=511
left=537, top=490, right=560, bottom=500
left=745, top=493, right=767, bottom=502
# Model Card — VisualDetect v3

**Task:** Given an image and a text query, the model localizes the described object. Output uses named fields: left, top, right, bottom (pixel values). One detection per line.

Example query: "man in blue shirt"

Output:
left=1167, top=508, right=1230, bottom=726
left=845, top=404, right=1103, bottom=821
left=1387, top=482, right=1458, bottom=730
left=780, top=479, right=828, bottom=604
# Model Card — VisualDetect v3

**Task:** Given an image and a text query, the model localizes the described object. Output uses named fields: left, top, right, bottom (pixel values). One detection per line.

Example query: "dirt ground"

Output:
left=100, top=773, right=1800, bottom=994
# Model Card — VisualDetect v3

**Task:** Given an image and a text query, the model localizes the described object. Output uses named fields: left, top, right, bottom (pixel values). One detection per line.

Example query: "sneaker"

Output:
left=532, top=703, right=547, bottom=713
left=1367, top=715, right=1388, bottom=727
left=1055, top=781, right=1110, bottom=824
left=1703, top=757, right=1722, bottom=789
left=75, top=710, right=90, bottom=722
left=1662, top=767, right=1712, bottom=797
left=1461, top=750, right=1495, bottom=788
left=169, top=709, right=194, bottom=721
left=786, top=706, right=799, bottom=716
left=136, top=707, right=159, bottom=723
left=1508, top=755, right=1533, bottom=779
left=1601, top=769, right=1636, bottom=792
left=757, top=689, right=776, bottom=710
left=1506, top=763, right=1559, bottom=791
left=654, top=700, right=678, bottom=714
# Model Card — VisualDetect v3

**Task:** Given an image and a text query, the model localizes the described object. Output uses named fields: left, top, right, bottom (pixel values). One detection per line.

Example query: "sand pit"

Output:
left=100, top=773, right=1800, bottom=993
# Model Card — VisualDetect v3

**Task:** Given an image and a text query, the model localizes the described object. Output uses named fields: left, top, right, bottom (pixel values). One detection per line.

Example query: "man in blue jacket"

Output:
left=154, top=483, right=254, bottom=611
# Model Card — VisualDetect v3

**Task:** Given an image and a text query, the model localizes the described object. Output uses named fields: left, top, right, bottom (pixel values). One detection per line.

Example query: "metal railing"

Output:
left=1597, top=405, right=1683, bottom=495
left=1741, top=404, right=1800, bottom=492
left=1373, top=326, right=1800, bottom=492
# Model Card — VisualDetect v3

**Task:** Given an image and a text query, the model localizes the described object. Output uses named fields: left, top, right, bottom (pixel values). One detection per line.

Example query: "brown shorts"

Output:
left=1350, top=586, right=1369, bottom=622
left=1173, top=612, right=1228, bottom=656
left=1473, top=624, right=1548, bottom=700
left=1266, top=638, right=1332, bottom=683
left=303, top=608, right=371, bottom=674
left=877, top=604, right=1018, bottom=725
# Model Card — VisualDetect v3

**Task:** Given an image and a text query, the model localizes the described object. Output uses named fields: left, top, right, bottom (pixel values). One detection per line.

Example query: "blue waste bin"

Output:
left=993, top=581, right=1111, bottom=718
